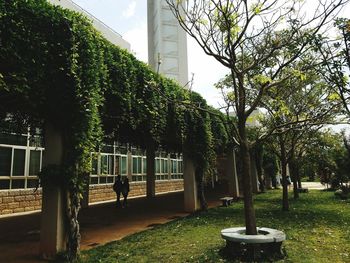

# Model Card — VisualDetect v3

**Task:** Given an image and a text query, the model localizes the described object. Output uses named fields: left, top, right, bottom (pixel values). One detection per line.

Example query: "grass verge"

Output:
left=79, top=190, right=350, bottom=263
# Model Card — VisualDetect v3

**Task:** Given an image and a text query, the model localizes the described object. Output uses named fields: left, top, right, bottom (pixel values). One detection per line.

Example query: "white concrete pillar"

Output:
left=227, top=149, right=240, bottom=198
left=183, top=154, right=199, bottom=212
left=40, top=123, right=67, bottom=259
left=146, top=145, right=156, bottom=198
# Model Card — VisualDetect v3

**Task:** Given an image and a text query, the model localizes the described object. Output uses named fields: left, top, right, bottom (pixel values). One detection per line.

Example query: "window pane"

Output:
left=132, top=157, right=138, bottom=174
left=0, top=133, right=27, bottom=146
left=107, top=177, right=114, bottom=183
left=13, top=149, right=25, bottom=176
left=161, top=159, right=165, bottom=173
left=114, top=156, right=120, bottom=175
left=29, top=136, right=43, bottom=147
left=99, top=176, right=107, bottom=184
left=11, top=179, right=25, bottom=189
left=136, top=157, right=141, bottom=173
left=0, top=179, right=10, bottom=189
left=101, top=155, right=108, bottom=175
left=90, top=177, right=98, bottom=185
left=170, top=160, right=175, bottom=173
left=156, top=159, right=160, bottom=174
left=164, top=160, right=168, bottom=173
left=0, top=147, right=11, bottom=176
left=142, top=158, right=147, bottom=174
left=108, top=155, right=114, bottom=175
left=27, top=179, right=39, bottom=189
left=121, top=157, right=127, bottom=175
left=29, top=150, right=41, bottom=176
left=91, top=155, right=98, bottom=175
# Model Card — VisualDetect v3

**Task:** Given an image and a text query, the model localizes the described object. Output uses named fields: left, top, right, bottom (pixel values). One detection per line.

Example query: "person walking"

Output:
left=122, top=177, right=130, bottom=208
left=113, top=175, right=122, bottom=207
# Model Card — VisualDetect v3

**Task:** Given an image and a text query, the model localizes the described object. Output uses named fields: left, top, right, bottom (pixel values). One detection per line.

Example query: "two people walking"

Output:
left=113, top=175, right=130, bottom=208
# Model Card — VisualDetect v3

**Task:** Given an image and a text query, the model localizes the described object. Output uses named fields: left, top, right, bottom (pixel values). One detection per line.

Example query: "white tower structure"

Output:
left=147, top=0, right=189, bottom=87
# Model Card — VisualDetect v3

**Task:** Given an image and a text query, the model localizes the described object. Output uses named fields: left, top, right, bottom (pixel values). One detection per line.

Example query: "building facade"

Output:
left=0, top=133, right=184, bottom=215
left=0, top=0, right=188, bottom=216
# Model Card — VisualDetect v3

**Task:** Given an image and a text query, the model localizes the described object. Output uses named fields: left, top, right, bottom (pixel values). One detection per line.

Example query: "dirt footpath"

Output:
left=0, top=190, right=224, bottom=263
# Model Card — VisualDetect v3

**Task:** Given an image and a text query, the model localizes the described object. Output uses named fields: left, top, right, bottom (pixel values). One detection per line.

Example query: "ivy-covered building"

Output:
left=0, top=0, right=238, bottom=260
left=0, top=0, right=185, bottom=216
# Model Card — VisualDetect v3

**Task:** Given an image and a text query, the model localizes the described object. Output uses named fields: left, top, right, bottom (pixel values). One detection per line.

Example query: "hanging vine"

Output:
left=0, top=0, right=229, bottom=261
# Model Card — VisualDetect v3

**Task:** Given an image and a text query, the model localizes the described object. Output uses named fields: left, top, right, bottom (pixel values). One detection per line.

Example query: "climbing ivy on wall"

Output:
left=0, top=0, right=229, bottom=259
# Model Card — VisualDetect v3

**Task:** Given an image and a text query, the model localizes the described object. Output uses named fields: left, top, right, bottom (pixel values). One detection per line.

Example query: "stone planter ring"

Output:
left=221, top=227, right=286, bottom=260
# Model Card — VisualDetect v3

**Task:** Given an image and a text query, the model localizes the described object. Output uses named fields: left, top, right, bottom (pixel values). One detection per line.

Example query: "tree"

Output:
left=316, top=18, right=350, bottom=118
left=262, top=145, right=279, bottom=189
left=300, top=130, right=349, bottom=188
left=260, top=56, right=341, bottom=209
left=167, top=0, right=348, bottom=233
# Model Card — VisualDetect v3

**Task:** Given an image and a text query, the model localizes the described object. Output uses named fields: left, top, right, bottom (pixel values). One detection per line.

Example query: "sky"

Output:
left=72, top=0, right=228, bottom=108
left=71, top=0, right=350, bottom=111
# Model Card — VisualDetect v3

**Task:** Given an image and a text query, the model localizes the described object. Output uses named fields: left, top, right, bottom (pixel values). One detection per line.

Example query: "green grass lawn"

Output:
left=79, top=190, right=350, bottom=263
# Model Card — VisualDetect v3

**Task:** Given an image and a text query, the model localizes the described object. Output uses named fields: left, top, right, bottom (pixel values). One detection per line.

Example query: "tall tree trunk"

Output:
left=280, top=140, right=289, bottom=211
left=297, top=175, right=302, bottom=189
left=254, top=146, right=265, bottom=192
left=66, top=187, right=81, bottom=261
left=195, top=167, right=208, bottom=211
left=289, top=158, right=299, bottom=199
left=239, top=120, right=257, bottom=235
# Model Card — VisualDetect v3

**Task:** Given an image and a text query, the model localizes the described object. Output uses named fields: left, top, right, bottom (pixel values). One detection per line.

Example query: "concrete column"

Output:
left=226, top=149, right=240, bottom=198
left=183, top=154, right=199, bottom=212
left=250, top=153, right=259, bottom=194
left=40, top=123, right=67, bottom=259
left=146, top=145, right=156, bottom=198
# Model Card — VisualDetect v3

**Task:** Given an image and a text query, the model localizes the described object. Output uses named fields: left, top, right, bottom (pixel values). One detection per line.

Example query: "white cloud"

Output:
left=123, top=22, right=148, bottom=63
left=122, top=1, right=136, bottom=18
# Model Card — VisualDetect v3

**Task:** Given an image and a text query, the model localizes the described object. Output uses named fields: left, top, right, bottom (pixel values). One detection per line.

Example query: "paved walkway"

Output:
left=0, top=189, right=225, bottom=263
left=301, top=182, right=327, bottom=190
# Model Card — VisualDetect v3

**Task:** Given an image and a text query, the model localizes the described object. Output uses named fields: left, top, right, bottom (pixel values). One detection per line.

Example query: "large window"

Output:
left=90, top=152, right=128, bottom=185
left=89, top=146, right=183, bottom=184
left=170, top=159, right=183, bottom=179
left=156, top=157, right=169, bottom=180
left=0, top=133, right=43, bottom=190
left=132, top=156, right=146, bottom=182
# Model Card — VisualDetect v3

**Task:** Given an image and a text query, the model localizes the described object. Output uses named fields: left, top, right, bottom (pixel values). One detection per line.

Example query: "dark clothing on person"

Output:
left=113, top=175, right=123, bottom=207
left=122, top=178, right=130, bottom=207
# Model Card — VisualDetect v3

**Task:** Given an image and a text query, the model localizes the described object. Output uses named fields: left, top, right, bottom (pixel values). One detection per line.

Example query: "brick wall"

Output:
left=0, top=189, right=42, bottom=215
left=156, top=179, right=184, bottom=193
left=0, top=180, right=184, bottom=216
left=88, top=182, right=147, bottom=204
left=88, top=180, right=184, bottom=203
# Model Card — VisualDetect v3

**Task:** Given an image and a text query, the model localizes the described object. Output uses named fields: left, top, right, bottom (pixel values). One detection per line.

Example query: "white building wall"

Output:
left=48, top=0, right=130, bottom=50
left=147, top=0, right=189, bottom=87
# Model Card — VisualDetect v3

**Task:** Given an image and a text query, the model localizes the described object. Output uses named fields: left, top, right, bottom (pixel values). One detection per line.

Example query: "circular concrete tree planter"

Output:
left=221, top=227, right=286, bottom=261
